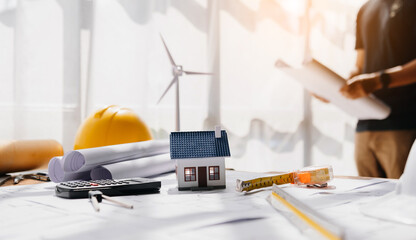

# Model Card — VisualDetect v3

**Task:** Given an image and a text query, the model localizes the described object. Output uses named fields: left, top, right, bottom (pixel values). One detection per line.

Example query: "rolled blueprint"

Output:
left=63, top=140, right=170, bottom=173
left=48, top=157, right=91, bottom=183
left=90, top=153, right=175, bottom=180
left=0, top=139, right=63, bottom=174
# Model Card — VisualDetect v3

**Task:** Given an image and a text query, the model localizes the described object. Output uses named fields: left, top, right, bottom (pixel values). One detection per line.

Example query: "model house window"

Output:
left=209, top=166, right=220, bottom=180
left=184, top=167, right=196, bottom=182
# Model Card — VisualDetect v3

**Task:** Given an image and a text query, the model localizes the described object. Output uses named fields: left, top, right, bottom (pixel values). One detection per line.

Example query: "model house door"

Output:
left=198, top=167, right=207, bottom=187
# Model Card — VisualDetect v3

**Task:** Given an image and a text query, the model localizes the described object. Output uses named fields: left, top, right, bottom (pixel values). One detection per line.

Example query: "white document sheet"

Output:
left=90, top=154, right=175, bottom=180
left=279, top=59, right=391, bottom=120
left=63, top=140, right=170, bottom=173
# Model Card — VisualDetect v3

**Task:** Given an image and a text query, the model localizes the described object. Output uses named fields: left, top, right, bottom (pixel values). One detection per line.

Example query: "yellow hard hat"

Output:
left=74, top=105, right=152, bottom=150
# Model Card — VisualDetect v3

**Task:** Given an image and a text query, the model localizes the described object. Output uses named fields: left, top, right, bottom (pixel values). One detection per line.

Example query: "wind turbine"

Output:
left=157, top=34, right=212, bottom=131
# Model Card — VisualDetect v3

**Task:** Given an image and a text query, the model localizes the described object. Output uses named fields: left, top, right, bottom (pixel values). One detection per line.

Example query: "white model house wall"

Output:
left=176, top=157, right=225, bottom=189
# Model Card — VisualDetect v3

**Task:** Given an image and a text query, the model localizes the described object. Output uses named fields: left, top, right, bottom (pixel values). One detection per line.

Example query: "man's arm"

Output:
left=386, top=59, right=416, bottom=87
left=350, top=49, right=364, bottom=78
left=340, top=57, right=416, bottom=99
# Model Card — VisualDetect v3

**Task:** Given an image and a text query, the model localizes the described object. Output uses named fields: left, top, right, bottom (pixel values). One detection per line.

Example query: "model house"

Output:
left=170, top=127, right=231, bottom=191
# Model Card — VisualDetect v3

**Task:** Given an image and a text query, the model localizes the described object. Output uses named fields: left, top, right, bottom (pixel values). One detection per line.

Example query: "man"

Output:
left=339, top=0, right=416, bottom=178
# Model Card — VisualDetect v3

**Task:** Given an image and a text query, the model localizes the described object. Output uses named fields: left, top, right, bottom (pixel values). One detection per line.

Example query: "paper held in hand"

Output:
left=277, top=59, right=391, bottom=120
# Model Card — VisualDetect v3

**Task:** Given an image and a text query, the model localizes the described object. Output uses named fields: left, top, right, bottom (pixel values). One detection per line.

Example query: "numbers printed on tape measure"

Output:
left=236, top=173, right=295, bottom=192
left=236, top=166, right=334, bottom=192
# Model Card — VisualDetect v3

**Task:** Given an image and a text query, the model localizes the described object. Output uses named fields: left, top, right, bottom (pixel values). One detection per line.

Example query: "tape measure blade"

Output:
left=238, top=173, right=295, bottom=192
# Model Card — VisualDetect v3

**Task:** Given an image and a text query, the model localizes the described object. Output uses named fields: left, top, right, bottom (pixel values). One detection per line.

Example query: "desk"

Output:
left=1, top=170, right=415, bottom=240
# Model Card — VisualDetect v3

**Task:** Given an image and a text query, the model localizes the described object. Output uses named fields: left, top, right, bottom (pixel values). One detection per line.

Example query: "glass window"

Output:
left=184, top=167, right=196, bottom=182
left=209, top=166, right=220, bottom=180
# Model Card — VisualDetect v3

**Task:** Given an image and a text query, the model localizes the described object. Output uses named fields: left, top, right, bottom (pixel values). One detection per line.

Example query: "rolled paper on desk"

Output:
left=0, top=140, right=63, bottom=174
left=63, top=140, right=170, bottom=173
left=90, top=153, right=175, bottom=180
left=48, top=157, right=91, bottom=183
left=278, top=59, right=391, bottom=120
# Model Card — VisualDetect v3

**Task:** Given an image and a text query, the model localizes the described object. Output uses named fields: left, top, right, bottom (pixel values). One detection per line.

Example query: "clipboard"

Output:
left=277, top=59, right=391, bottom=120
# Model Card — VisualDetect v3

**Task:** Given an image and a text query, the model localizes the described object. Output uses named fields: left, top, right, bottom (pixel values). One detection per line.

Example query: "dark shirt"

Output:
left=355, top=0, right=416, bottom=132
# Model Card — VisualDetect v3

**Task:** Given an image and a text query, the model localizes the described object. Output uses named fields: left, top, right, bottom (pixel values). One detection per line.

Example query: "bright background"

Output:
left=0, top=0, right=367, bottom=175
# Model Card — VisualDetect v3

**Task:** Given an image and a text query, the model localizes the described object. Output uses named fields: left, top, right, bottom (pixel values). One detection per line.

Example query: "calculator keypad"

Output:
left=60, top=179, right=130, bottom=188
left=55, top=177, right=160, bottom=199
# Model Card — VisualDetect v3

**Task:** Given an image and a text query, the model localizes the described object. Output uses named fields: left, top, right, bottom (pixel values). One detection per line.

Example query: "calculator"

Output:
left=55, top=178, right=161, bottom=199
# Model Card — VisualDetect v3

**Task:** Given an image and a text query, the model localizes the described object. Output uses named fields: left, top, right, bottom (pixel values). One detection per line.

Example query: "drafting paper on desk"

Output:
left=90, top=153, right=175, bottom=180
left=48, top=156, right=91, bottom=183
left=278, top=59, right=391, bottom=120
left=0, top=170, right=300, bottom=240
left=2, top=170, right=416, bottom=240
left=360, top=139, right=416, bottom=225
left=278, top=178, right=391, bottom=210
left=63, top=140, right=170, bottom=173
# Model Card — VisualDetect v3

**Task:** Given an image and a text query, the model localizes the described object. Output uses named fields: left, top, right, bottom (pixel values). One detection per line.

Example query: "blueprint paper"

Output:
left=0, top=170, right=303, bottom=240
left=63, top=140, right=170, bottom=173
left=279, top=59, right=391, bottom=120
left=2, top=171, right=416, bottom=240
left=48, top=156, right=91, bottom=183
left=360, top=193, right=416, bottom=226
left=90, top=154, right=175, bottom=180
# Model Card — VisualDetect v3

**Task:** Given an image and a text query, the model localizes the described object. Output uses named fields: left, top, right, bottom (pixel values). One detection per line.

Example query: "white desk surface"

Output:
left=1, top=170, right=415, bottom=240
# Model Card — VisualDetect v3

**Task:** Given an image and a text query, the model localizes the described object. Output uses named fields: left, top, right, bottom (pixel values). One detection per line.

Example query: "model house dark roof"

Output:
left=170, top=130, right=231, bottom=159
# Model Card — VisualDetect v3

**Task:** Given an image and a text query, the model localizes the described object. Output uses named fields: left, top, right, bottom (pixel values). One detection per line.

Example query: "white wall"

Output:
left=176, top=157, right=226, bottom=189
left=221, top=0, right=366, bottom=176
left=0, top=0, right=368, bottom=177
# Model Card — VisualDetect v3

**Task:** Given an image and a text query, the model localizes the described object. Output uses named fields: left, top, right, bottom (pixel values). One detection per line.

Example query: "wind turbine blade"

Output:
left=157, top=77, right=178, bottom=104
left=160, top=34, right=176, bottom=66
left=183, top=70, right=213, bottom=75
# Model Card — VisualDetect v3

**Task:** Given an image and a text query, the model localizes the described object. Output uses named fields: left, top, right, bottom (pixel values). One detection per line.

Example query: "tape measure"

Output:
left=236, top=165, right=333, bottom=192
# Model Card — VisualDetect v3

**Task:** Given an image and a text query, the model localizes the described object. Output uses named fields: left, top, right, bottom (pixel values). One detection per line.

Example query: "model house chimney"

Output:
left=215, top=125, right=221, bottom=138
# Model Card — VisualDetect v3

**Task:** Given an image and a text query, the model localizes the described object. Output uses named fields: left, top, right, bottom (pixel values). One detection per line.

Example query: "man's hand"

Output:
left=310, top=93, right=330, bottom=103
left=340, top=72, right=382, bottom=99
